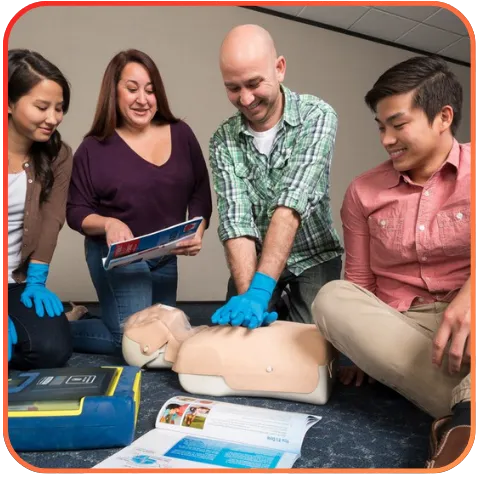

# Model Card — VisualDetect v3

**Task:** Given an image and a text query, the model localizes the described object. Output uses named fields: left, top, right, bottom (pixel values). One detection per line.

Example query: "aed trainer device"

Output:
left=8, top=366, right=142, bottom=451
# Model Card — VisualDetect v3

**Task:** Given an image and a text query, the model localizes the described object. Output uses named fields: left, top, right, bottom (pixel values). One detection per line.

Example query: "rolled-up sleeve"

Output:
left=270, top=104, right=337, bottom=222
left=341, top=182, right=376, bottom=292
left=209, top=132, right=260, bottom=242
left=66, top=141, right=99, bottom=234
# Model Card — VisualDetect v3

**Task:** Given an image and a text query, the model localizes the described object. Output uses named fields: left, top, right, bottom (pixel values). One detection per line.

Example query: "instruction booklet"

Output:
left=94, top=395, right=321, bottom=469
left=102, top=217, right=203, bottom=270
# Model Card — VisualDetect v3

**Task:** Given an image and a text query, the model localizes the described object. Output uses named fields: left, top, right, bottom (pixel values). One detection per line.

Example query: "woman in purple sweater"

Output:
left=67, top=49, right=212, bottom=355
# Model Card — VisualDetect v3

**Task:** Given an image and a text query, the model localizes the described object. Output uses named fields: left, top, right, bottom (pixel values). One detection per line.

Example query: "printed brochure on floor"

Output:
left=94, top=395, right=321, bottom=469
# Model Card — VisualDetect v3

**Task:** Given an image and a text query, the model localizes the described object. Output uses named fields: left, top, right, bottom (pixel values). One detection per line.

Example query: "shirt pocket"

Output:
left=368, top=216, right=405, bottom=255
left=436, top=206, right=470, bottom=256
left=233, top=161, right=254, bottom=180
left=233, top=161, right=264, bottom=206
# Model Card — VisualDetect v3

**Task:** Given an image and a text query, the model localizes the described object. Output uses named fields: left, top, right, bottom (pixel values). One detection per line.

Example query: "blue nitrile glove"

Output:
left=8, top=316, right=18, bottom=362
left=20, top=263, right=64, bottom=318
left=211, top=272, right=278, bottom=329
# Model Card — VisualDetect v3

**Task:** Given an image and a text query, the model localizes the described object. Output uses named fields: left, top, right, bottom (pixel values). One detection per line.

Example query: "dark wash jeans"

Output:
left=70, top=237, right=178, bottom=356
left=8, top=283, right=72, bottom=370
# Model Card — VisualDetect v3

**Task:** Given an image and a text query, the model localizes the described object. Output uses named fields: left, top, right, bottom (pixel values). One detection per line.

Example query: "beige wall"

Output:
left=8, top=6, right=471, bottom=301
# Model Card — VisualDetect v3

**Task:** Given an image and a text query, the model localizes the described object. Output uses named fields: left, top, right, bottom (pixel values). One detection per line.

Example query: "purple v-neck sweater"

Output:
left=67, top=121, right=212, bottom=239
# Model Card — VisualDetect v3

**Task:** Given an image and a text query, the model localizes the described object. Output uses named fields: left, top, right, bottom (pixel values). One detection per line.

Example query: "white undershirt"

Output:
left=247, top=121, right=280, bottom=157
left=8, top=171, right=27, bottom=283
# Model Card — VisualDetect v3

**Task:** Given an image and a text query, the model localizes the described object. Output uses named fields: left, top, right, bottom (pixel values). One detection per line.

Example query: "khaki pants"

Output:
left=312, top=280, right=470, bottom=418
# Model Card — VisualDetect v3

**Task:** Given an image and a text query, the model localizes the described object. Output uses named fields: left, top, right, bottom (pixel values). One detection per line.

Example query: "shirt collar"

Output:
left=384, top=138, right=461, bottom=189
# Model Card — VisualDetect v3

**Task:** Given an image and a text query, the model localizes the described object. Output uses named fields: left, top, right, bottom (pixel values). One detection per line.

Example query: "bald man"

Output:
left=209, top=25, right=343, bottom=328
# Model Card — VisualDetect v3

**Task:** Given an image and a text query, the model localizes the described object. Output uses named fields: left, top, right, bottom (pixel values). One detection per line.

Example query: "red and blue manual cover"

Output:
left=102, top=217, right=203, bottom=270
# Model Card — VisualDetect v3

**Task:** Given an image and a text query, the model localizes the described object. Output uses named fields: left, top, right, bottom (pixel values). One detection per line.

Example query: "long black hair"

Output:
left=8, top=49, right=71, bottom=202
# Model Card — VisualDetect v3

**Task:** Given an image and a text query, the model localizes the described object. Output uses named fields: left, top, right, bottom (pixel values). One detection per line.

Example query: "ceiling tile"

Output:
left=373, top=6, right=439, bottom=22
left=260, top=6, right=304, bottom=17
left=423, top=8, right=469, bottom=36
left=439, top=36, right=471, bottom=63
left=298, top=6, right=369, bottom=29
left=349, top=9, right=417, bottom=42
left=398, top=24, right=462, bottom=53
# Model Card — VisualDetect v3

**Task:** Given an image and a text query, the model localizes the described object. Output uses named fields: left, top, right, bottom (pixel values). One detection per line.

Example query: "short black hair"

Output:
left=365, top=55, right=463, bottom=136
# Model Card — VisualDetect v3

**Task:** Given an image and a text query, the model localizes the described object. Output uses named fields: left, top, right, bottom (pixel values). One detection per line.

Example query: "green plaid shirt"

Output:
left=209, top=85, right=343, bottom=275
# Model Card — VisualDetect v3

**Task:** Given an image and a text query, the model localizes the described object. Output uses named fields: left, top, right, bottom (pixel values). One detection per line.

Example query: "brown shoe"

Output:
left=426, top=416, right=471, bottom=468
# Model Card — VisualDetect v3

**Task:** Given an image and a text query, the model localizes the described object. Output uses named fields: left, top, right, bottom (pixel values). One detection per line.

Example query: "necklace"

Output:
left=8, top=155, right=28, bottom=174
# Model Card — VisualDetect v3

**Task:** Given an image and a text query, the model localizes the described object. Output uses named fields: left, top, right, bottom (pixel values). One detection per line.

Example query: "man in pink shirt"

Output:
left=312, top=56, right=470, bottom=469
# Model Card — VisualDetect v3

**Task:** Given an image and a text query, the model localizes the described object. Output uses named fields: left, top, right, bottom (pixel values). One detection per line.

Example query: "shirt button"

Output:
left=24, top=228, right=28, bottom=233
left=28, top=179, right=33, bottom=184
left=424, top=190, right=430, bottom=197
left=418, top=225, right=425, bottom=231
left=456, top=212, right=463, bottom=220
left=24, top=163, right=29, bottom=168
left=422, top=256, right=428, bottom=261
left=380, top=220, right=387, bottom=227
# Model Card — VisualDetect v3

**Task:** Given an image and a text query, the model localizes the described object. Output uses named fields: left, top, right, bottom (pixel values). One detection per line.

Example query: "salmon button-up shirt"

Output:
left=341, top=140, right=470, bottom=311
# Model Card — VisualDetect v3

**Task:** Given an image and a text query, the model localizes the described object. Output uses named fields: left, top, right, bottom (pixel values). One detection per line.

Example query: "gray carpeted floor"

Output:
left=14, top=303, right=433, bottom=469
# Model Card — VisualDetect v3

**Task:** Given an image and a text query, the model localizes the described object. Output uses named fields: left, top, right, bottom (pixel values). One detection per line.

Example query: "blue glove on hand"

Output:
left=20, top=263, right=64, bottom=318
left=8, top=316, right=18, bottom=362
left=211, top=272, right=278, bottom=329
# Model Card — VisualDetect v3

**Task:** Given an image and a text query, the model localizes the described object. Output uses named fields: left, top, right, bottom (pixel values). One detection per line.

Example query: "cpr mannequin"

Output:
left=122, top=305, right=336, bottom=405
left=122, top=304, right=206, bottom=368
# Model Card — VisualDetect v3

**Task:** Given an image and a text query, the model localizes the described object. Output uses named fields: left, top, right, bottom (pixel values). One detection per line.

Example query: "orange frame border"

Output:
left=3, top=0, right=476, bottom=473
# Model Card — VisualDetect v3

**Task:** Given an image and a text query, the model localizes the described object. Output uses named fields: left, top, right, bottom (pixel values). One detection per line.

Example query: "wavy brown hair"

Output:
left=85, top=49, right=178, bottom=140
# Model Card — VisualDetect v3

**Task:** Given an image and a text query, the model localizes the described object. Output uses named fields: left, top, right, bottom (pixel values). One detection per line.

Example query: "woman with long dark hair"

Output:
left=67, top=49, right=212, bottom=356
left=8, top=49, right=73, bottom=369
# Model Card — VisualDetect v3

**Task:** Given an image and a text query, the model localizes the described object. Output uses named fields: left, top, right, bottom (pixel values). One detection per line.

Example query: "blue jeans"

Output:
left=70, top=237, right=178, bottom=355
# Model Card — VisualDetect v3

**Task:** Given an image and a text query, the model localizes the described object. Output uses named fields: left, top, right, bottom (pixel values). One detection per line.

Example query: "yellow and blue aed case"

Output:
left=8, top=366, right=141, bottom=451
